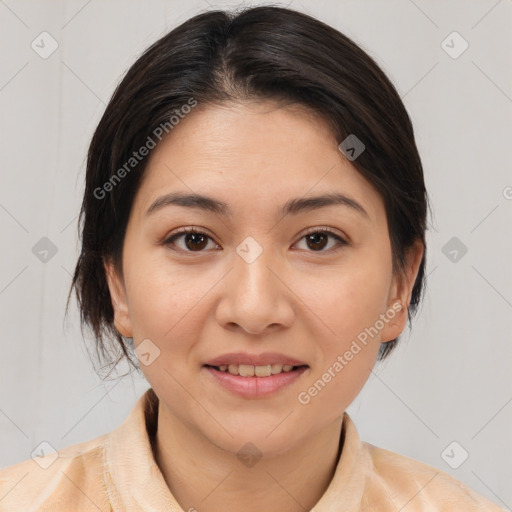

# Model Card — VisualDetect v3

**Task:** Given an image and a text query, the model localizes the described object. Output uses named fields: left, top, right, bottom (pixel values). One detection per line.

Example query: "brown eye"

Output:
left=164, top=228, right=217, bottom=252
left=183, top=232, right=209, bottom=251
left=164, top=227, right=347, bottom=254
left=306, top=232, right=328, bottom=251
left=295, top=229, right=347, bottom=252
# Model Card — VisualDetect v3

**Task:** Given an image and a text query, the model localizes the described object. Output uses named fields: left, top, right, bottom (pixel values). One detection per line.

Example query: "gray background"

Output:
left=1, top=0, right=511, bottom=509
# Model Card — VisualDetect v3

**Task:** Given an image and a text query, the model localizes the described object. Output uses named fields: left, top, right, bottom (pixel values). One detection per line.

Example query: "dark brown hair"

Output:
left=66, top=4, right=430, bottom=375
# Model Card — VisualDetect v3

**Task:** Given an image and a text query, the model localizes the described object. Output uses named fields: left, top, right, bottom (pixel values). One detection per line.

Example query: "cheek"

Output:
left=124, top=250, right=178, bottom=333
left=124, top=248, right=217, bottom=346
left=294, top=255, right=390, bottom=417
left=296, top=249, right=392, bottom=348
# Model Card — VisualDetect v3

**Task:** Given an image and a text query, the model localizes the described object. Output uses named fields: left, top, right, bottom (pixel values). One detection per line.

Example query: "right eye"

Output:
left=163, top=227, right=220, bottom=252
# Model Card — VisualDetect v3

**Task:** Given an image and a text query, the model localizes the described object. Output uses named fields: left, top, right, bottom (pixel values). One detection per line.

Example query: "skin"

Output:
left=105, top=100, right=424, bottom=512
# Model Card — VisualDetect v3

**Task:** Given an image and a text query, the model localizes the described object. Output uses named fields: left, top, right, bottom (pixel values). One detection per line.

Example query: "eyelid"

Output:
left=299, top=225, right=348, bottom=243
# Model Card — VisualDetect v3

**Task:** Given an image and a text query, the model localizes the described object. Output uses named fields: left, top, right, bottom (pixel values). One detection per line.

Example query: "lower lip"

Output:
left=203, top=365, right=309, bottom=398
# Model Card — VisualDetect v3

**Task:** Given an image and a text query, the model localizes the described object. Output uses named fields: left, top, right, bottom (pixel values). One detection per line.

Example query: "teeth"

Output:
left=216, top=364, right=296, bottom=377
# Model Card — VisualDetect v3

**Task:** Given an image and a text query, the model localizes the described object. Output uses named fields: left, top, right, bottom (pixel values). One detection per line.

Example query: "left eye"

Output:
left=163, top=228, right=347, bottom=253
left=294, top=229, right=347, bottom=252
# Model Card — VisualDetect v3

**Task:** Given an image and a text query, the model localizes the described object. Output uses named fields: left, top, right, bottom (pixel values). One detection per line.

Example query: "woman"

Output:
left=0, top=5, right=504, bottom=511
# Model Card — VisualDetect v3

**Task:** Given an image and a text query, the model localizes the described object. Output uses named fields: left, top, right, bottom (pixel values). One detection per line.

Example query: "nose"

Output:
left=215, top=245, right=296, bottom=335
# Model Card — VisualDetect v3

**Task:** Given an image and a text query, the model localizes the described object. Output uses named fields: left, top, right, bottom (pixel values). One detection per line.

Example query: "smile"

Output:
left=206, top=363, right=307, bottom=377
left=203, top=364, right=309, bottom=398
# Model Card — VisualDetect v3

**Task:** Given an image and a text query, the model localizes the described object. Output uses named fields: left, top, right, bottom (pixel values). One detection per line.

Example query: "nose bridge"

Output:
left=216, top=234, right=294, bottom=333
left=232, top=234, right=280, bottom=302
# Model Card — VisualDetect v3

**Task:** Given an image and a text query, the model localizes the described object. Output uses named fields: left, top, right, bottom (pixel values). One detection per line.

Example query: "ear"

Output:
left=103, top=258, right=133, bottom=338
left=380, top=238, right=424, bottom=343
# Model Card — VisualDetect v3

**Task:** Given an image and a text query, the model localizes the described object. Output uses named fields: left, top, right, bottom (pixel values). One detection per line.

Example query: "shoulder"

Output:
left=362, top=441, right=505, bottom=511
left=0, top=433, right=113, bottom=511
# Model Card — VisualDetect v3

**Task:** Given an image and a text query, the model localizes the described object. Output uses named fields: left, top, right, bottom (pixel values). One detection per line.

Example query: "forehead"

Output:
left=131, top=101, right=383, bottom=224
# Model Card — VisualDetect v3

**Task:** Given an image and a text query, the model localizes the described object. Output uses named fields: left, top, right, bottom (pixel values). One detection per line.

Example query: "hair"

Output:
left=66, top=4, right=431, bottom=376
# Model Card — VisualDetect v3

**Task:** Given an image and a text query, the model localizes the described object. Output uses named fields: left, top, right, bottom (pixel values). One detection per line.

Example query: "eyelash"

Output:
left=162, top=226, right=348, bottom=254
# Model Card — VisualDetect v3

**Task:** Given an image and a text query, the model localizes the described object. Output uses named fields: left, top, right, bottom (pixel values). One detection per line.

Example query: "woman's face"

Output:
left=106, top=100, right=422, bottom=455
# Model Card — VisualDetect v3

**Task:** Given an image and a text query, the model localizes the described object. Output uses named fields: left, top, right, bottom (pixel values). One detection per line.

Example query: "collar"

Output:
left=105, top=388, right=368, bottom=511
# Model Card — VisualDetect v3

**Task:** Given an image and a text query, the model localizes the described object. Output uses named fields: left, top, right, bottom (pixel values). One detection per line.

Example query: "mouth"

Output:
left=203, top=363, right=308, bottom=377
left=202, top=363, right=309, bottom=398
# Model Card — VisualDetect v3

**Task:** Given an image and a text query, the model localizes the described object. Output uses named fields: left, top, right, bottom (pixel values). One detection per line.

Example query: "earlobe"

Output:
left=103, top=258, right=133, bottom=338
left=380, top=299, right=407, bottom=343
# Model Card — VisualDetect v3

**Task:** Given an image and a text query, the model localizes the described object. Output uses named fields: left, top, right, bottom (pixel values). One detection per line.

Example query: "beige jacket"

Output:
left=0, top=388, right=505, bottom=511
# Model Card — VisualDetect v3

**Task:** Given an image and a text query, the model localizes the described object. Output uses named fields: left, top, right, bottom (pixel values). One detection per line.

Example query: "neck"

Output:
left=154, top=401, right=344, bottom=512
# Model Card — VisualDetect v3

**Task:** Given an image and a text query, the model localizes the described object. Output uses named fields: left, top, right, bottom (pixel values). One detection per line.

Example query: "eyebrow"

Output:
left=146, top=191, right=370, bottom=220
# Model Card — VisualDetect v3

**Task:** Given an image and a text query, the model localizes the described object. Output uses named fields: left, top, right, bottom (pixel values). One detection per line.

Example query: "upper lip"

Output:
left=204, top=352, right=308, bottom=367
